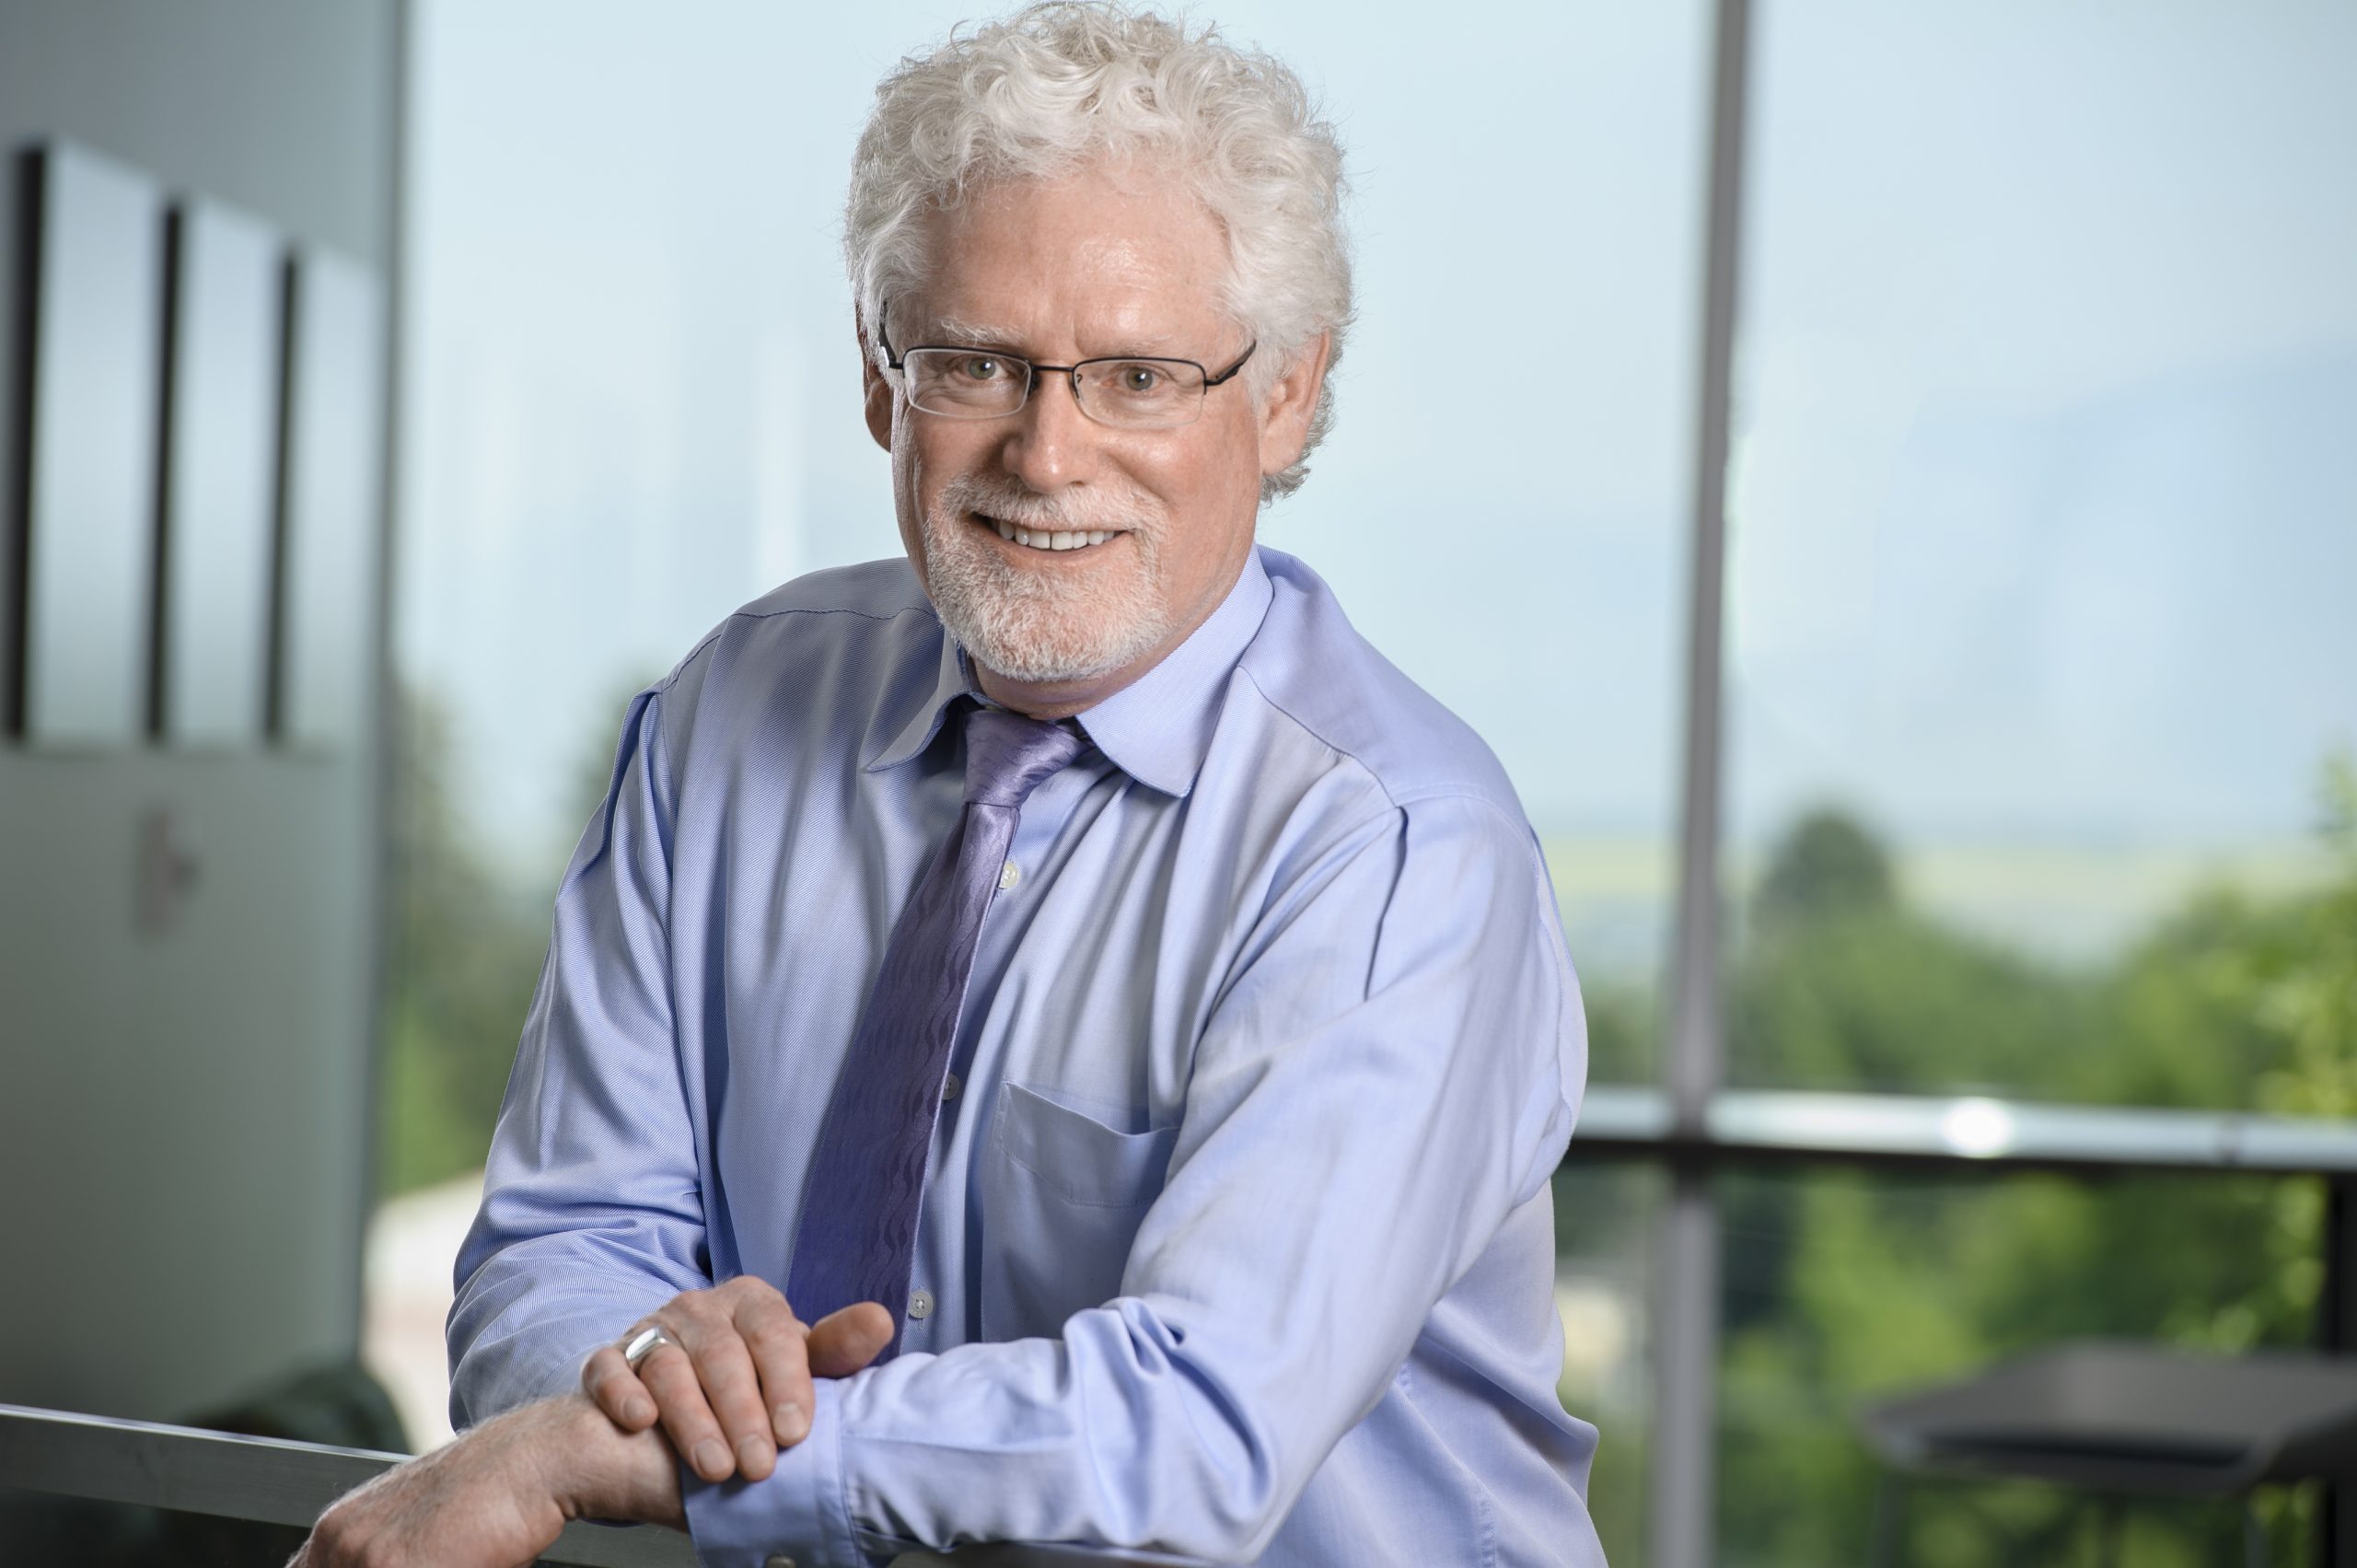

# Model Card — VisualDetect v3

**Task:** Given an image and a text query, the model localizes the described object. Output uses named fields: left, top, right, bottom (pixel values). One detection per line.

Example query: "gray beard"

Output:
left=920, top=473, right=1177, bottom=684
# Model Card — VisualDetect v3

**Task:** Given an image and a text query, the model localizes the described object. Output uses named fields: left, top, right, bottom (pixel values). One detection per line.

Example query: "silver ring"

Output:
left=622, top=1325, right=675, bottom=1372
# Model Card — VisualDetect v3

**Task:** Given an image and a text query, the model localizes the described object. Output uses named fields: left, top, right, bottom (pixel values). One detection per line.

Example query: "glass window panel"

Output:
left=1213, top=0, right=1707, bottom=1086
left=1714, top=1168, right=2323, bottom=1568
left=390, top=4, right=1701, bottom=1185
left=392, top=7, right=1702, bottom=1539
left=1554, top=1161, right=1663, bottom=1568
left=1724, top=0, right=2357, bottom=1105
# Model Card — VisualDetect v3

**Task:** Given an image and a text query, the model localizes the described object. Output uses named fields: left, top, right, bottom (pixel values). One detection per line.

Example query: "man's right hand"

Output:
left=579, top=1277, right=896, bottom=1485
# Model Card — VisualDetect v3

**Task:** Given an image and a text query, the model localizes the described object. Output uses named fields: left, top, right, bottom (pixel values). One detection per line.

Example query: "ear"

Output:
left=860, top=323, right=892, bottom=452
left=1256, top=332, right=1332, bottom=480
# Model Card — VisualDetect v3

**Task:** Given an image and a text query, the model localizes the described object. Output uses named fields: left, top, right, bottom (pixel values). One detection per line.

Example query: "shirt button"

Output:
left=941, top=1071, right=962, bottom=1102
left=998, top=858, right=1021, bottom=891
left=908, top=1287, right=935, bottom=1321
left=763, top=1557, right=796, bottom=1568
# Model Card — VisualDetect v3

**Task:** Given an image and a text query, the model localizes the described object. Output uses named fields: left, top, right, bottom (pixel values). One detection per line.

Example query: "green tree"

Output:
left=1751, top=807, right=1897, bottom=933
left=1730, top=804, right=2097, bottom=1100
left=377, top=686, right=555, bottom=1195
left=1711, top=774, right=2357, bottom=1568
left=377, top=678, right=668, bottom=1196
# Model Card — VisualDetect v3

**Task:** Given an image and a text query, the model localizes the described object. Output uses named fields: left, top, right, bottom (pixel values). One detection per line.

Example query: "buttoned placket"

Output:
left=900, top=746, right=1101, bottom=1354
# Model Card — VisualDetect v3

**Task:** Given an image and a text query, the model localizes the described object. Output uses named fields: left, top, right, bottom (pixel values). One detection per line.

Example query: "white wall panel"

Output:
left=279, top=248, right=382, bottom=748
left=163, top=199, right=281, bottom=745
left=21, top=141, right=161, bottom=747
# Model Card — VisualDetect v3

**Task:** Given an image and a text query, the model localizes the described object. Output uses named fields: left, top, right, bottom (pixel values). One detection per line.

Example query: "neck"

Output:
left=972, top=656, right=1149, bottom=721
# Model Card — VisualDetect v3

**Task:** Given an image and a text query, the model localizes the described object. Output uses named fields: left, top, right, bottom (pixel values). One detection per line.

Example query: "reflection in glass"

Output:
left=1714, top=1168, right=2320, bottom=1568
left=1724, top=1, right=2357, bottom=1106
left=18, top=142, right=161, bottom=747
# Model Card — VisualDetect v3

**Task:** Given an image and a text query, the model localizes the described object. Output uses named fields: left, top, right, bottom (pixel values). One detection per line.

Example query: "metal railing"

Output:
left=0, top=1402, right=696, bottom=1566
left=1572, top=1086, right=2357, bottom=1176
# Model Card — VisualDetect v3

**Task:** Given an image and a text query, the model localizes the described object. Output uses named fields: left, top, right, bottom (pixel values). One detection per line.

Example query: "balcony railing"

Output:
left=0, top=1402, right=695, bottom=1566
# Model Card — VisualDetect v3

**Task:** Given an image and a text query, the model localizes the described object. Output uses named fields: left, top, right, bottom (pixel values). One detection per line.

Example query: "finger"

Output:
left=638, top=1336, right=739, bottom=1483
left=807, top=1302, right=899, bottom=1378
left=672, top=1313, right=779, bottom=1482
left=581, top=1342, right=656, bottom=1430
left=733, top=1291, right=814, bottom=1446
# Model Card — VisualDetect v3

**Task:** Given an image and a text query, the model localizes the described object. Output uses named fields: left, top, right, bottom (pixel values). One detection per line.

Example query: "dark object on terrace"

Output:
left=1860, top=1341, right=2357, bottom=1568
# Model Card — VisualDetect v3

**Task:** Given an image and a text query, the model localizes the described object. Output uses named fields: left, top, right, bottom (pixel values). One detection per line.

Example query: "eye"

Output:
left=956, top=355, right=1004, bottom=381
left=1118, top=365, right=1164, bottom=394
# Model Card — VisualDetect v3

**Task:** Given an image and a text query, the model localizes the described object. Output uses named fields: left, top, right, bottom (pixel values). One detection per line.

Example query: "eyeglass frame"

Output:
left=876, top=301, right=1257, bottom=427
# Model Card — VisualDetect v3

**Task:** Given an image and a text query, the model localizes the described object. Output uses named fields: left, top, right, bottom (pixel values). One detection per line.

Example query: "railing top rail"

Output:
left=1570, top=1086, right=2357, bottom=1175
left=0, top=1401, right=694, bottom=1566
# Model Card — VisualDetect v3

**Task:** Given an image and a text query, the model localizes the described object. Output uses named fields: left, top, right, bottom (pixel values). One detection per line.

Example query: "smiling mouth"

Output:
left=978, top=514, right=1120, bottom=552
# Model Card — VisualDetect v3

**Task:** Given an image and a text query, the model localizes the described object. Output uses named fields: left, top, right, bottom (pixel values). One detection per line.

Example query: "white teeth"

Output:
left=983, top=515, right=1119, bottom=552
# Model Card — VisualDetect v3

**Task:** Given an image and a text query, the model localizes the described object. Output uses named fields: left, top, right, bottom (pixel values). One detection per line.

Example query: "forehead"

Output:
left=914, top=163, right=1232, bottom=347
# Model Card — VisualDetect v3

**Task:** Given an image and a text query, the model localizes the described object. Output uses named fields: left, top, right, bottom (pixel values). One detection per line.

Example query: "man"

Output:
left=297, top=6, right=1601, bottom=1564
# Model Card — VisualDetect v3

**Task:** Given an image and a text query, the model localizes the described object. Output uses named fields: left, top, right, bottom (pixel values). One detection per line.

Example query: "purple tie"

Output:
left=786, top=702, right=1085, bottom=1357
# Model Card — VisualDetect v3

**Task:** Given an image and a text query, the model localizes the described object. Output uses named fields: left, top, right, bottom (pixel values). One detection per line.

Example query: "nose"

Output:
left=996, top=370, right=1100, bottom=492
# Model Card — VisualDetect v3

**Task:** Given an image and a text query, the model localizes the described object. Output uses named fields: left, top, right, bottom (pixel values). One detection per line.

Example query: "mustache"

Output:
left=935, top=473, right=1156, bottom=535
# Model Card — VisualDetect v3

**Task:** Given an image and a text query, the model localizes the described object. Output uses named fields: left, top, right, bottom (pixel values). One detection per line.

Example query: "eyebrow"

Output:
left=925, top=316, right=1021, bottom=350
left=922, top=315, right=1183, bottom=358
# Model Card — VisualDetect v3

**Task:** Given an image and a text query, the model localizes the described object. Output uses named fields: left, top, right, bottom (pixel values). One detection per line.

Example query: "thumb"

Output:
left=805, top=1302, right=898, bottom=1377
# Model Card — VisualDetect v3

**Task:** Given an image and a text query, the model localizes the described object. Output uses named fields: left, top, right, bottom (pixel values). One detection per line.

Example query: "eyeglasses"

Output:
left=877, top=302, right=1256, bottom=431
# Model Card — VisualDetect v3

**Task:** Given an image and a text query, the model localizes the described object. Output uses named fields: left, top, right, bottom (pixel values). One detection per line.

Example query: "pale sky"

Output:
left=397, top=0, right=2357, bottom=942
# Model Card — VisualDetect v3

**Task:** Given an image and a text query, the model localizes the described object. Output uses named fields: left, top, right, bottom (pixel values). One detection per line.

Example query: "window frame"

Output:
left=1623, top=6, right=2357, bottom=1566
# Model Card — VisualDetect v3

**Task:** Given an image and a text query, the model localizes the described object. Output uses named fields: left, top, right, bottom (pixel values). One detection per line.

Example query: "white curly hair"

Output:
left=845, top=2, right=1353, bottom=503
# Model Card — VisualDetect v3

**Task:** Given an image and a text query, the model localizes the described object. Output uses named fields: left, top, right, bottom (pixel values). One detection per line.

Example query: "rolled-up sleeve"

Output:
left=682, top=791, right=1584, bottom=1565
left=447, top=686, right=715, bottom=1426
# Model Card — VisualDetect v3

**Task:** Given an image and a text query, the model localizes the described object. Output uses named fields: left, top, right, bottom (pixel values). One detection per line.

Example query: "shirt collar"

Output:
left=865, top=619, right=970, bottom=774
left=864, top=547, right=1273, bottom=797
left=1074, top=548, right=1271, bottom=796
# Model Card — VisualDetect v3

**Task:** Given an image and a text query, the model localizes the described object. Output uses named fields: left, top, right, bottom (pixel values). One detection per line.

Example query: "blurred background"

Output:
left=1, top=1, right=2353, bottom=1564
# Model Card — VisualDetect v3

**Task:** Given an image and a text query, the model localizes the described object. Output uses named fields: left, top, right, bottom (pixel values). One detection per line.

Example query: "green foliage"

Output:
left=378, top=678, right=664, bottom=1196
left=376, top=687, right=556, bottom=1196
left=2238, top=756, right=2357, bottom=1120
left=1751, top=807, right=1897, bottom=933
left=1701, top=760, right=2357, bottom=1568
left=1584, top=977, right=1656, bottom=1086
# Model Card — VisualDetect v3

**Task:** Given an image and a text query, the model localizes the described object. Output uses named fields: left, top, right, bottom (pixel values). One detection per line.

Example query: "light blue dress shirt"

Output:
left=449, top=545, right=1604, bottom=1566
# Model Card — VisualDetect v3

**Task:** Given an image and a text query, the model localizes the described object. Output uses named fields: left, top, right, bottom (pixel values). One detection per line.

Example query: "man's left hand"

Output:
left=287, top=1394, right=684, bottom=1568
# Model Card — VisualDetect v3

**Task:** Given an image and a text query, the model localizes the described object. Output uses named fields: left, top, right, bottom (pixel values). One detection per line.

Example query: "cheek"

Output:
left=898, top=433, right=958, bottom=533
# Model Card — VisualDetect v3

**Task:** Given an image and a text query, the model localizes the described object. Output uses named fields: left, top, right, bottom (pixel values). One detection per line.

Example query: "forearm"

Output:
left=295, top=1395, right=686, bottom=1568
left=684, top=1295, right=1339, bottom=1567
left=449, top=1224, right=714, bottom=1425
left=539, top=1394, right=691, bottom=1529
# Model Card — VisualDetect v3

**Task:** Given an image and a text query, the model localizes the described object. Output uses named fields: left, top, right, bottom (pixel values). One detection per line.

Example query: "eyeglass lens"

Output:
left=903, top=350, right=1207, bottom=427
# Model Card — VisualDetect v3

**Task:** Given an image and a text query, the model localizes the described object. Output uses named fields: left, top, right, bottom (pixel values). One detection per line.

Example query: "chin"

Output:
left=917, top=487, right=1176, bottom=686
left=933, top=571, right=1171, bottom=685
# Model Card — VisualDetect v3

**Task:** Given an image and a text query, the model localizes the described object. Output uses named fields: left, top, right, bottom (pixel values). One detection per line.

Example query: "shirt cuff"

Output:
left=679, top=1377, right=865, bottom=1567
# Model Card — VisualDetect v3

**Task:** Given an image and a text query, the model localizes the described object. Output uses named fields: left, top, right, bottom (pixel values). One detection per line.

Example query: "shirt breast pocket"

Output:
left=978, top=1081, right=1178, bottom=1342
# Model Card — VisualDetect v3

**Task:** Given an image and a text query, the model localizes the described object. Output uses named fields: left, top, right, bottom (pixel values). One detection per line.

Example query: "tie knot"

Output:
left=961, top=704, right=1085, bottom=808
